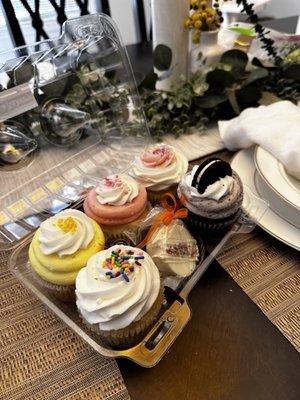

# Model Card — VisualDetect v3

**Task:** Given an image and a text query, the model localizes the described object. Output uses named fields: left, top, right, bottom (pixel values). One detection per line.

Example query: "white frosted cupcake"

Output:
left=76, top=245, right=163, bottom=348
left=130, top=143, right=188, bottom=203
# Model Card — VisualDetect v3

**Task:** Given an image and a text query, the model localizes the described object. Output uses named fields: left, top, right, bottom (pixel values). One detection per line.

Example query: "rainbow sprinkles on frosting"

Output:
left=102, top=248, right=145, bottom=282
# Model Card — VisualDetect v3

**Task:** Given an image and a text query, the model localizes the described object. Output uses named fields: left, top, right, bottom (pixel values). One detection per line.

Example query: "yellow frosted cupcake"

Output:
left=29, top=209, right=105, bottom=302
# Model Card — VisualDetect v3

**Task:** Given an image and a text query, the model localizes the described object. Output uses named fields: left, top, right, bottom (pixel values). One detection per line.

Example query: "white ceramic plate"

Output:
left=255, top=146, right=300, bottom=209
left=254, top=172, right=300, bottom=228
left=231, top=148, right=300, bottom=251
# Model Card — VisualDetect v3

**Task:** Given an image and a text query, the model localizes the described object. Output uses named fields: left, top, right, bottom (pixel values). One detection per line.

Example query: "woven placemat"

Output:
left=0, top=228, right=299, bottom=399
left=0, top=251, right=130, bottom=400
left=217, top=227, right=300, bottom=352
left=189, top=151, right=300, bottom=353
left=1, top=142, right=299, bottom=398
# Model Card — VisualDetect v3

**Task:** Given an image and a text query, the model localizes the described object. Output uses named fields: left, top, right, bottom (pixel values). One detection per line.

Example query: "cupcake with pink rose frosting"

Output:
left=83, top=174, right=149, bottom=245
left=129, top=143, right=188, bottom=203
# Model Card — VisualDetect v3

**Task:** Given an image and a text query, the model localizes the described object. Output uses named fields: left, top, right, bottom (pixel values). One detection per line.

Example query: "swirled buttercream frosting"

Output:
left=95, top=174, right=139, bottom=205
left=76, top=245, right=160, bottom=331
left=39, top=209, right=94, bottom=257
left=130, top=143, right=188, bottom=191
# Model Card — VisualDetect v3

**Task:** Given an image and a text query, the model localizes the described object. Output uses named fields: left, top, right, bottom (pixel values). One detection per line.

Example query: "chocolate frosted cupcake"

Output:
left=178, top=158, right=243, bottom=231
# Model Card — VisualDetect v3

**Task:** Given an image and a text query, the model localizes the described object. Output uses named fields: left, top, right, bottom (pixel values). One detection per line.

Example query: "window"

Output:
left=0, top=0, right=99, bottom=53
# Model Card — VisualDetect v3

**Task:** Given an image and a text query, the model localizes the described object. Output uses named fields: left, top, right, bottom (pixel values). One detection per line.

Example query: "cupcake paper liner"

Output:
left=28, top=265, right=76, bottom=302
left=101, top=205, right=151, bottom=247
left=147, top=185, right=178, bottom=205
left=186, top=209, right=241, bottom=233
left=80, top=286, right=164, bottom=349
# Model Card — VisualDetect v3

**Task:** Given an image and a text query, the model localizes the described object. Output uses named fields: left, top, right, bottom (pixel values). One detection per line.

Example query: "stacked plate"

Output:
left=231, top=146, right=300, bottom=251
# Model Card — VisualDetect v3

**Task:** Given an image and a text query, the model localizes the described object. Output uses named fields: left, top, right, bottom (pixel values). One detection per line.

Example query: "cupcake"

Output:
left=83, top=174, right=149, bottom=246
left=76, top=245, right=163, bottom=349
left=178, top=158, right=243, bottom=231
left=130, top=143, right=188, bottom=203
left=29, top=209, right=105, bottom=302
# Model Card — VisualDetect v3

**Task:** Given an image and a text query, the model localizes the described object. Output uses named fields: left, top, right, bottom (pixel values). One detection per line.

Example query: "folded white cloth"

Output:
left=218, top=101, right=300, bottom=179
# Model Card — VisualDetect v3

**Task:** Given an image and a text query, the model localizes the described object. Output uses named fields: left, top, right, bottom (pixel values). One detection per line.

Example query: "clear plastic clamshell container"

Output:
left=0, top=13, right=150, bottom=250
left=3, top=14, right=269, bottom=367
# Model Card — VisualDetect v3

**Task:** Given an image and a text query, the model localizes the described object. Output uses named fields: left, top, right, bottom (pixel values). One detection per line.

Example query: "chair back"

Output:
left=1, top=0, right=148, bottom=47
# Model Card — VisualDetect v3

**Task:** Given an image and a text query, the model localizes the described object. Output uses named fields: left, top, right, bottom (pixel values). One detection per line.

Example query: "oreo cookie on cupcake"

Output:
left=178, top=158, right=243, bottom=231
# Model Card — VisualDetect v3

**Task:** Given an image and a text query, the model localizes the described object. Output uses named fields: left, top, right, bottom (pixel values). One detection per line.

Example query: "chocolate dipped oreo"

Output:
left=191, top=158, right=232, bottom=194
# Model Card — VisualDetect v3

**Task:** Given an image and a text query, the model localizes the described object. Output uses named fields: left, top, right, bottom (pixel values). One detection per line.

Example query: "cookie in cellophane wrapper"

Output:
left=146, top=219, right=203, bottom=278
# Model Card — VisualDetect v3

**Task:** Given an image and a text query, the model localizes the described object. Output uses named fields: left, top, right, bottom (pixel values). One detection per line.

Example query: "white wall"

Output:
left=109, top=0, right=152, bottom=45
left=260, top=0, right=299, bottom=18
left=109, top=0, right=139, bottom=44
left=112, top=0, right=300, bottom=45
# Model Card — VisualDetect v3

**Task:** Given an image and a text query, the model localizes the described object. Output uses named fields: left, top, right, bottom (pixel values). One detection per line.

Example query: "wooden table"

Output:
left=119, top=258, right=300, bottom=400
left=120, top=17, right=300, bottom=400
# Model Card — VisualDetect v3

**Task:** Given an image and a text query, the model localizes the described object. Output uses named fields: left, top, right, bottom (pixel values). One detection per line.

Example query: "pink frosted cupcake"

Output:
left=129, top=143, right=188, bottom=203
left=83, top=174, right=149, bottom=245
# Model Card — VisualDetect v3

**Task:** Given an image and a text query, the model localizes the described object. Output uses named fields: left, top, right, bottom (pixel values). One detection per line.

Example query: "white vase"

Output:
left=151, top=0, right=190, bottom=91
left=189, top=30, right=223, bottom=75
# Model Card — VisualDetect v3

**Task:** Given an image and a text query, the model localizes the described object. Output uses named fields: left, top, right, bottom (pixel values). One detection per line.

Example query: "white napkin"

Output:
left=218, top=101, right=300, bottom=179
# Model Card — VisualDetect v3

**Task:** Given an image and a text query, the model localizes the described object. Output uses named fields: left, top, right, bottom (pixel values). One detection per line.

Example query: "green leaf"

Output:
left=206, top=69, right=235, bottom=90
left=194, top=94, right=228, bottom=108
left=139, top=72, right=158, bottom=91
left=282, top=64, right=300, bottom=81
left=193, top=80, right=209, bottom=95
left=284, top=49, right=300, bottom=63
left=197, top=51, right=203, bottom=61
left=236, top=86, right=262, bottom=109
left=167, top=102, right=174, bottom=111
left=243, top=68, right=268, bottom=86
left=228, top=26, right=256, bottom=37
left=220, top=49, right=248, bottom=77
left=154, top=44, right=172, bottom=71
left=252, top=57, right=277, bottom=70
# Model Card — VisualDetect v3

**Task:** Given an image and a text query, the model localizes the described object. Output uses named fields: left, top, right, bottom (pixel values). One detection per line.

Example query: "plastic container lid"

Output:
left=0, top=13, right=150, bottom=250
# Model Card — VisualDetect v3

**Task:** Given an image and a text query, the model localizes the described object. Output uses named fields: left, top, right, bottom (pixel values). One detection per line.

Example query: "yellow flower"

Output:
left=200, top=1, right=208, bottom=10
left=206, top=17, right=214, bottom=26
left=207, top=8, right=216, bottom=16
left=191, top=11, right=201, bottom=21
left=184, top=18, right=192, bottom=28
left=190, top=0, right=198, bottom=7
left=194, top=20, right=202, bottom=29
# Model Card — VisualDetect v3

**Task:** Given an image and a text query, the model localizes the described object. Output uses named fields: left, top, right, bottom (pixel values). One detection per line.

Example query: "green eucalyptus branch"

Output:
left=140, top=47, right=300, bottom=139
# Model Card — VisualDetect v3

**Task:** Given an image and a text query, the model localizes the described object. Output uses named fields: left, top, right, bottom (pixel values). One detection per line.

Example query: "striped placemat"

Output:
left=0, top=133, right=299, bottom=400
left=0, top=251, right=130, bottom=400
left=217, top=228, right=300, bottom=352
left=0, top=225, right=298, bottom=400
left=164, top=124, right=225, bottom=161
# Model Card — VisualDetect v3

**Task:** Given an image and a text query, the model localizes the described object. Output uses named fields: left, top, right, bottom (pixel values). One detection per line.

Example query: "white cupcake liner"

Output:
left=28, top=264, right=75, bottom=302
left=79, top=286, right=164, bottom=349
